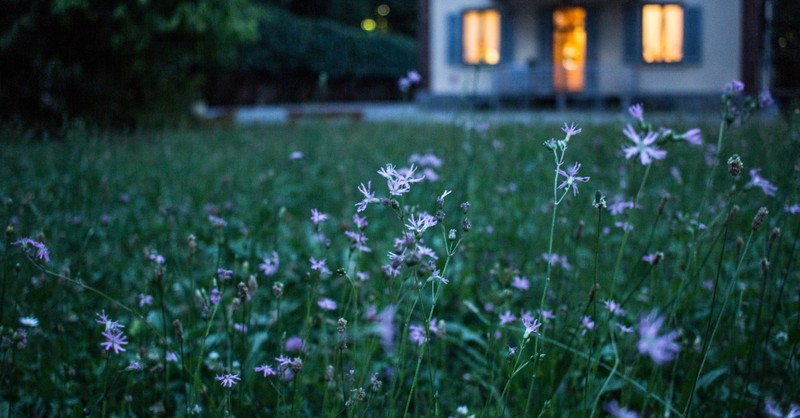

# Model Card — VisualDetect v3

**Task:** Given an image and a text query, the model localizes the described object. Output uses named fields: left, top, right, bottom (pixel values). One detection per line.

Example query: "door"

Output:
left=552, top=7, right=586, bottom=92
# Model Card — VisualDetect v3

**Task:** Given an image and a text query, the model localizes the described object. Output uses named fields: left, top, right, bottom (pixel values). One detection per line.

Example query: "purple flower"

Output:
left=785, top=204, right=800, bottom=214
left=100, top=329, right=129, bottom=354
left=398, top=77, right=411, bottom=92
left=628, top=103, right=644, bottom=121
left=606, top=400, right=640, bottom=418
left=622, top=124, right=666, bottom=165
left=95, top=311, right=125, bottom=331
left=217, top=268, right=233, bottom=281
left=255, top=364, right=277, bottom=377
left=759, top=89, right=775, bottom=108
left=409, top=324, right=428, bottom=346
left=682, top=128, right=702, bottom=145
left=746, top=168, right=778, bottom=196
left=356, top=181, right=379, bottom=212
left=210, top=288, right=221, bottom=305
left=138, top=293, right=154, bottom=307
left=406, top=70, right=421, bottom=84
left=764, top=398, right=800, bottom=418
left=538, top=309, right=555, bottom=320
left=562, top=122, right=582, bottom=137
left=12, top=238, right=50, bottom=263
left=166, top=351, right=179, bottom=362
left=259, top=252, right=280, bottom=276
left=208, top=215, right=227, bottom=228
left=289, top=151, right=304, bottom=160
left=556, top=162, right=591, bottom=196
left=310, top=257, right=331, bottom=274
left=285, top=336, right=305, bottom=353
left=126, top=360, right=142, bottom=371
left=724, top=80, right=745, bottom=94
left=234, top=323, right=248, bottom=333
left=317, top=298, right=337, bottom=311
left=310, top=208, right=329, bottom=225
left=511, top=276, right=529, bottom=291
left=608, top=199, right=636, bottom=215
left=581, top=315, right=595, bottom=331
left=215, top=373, right=241, bottom=388
left=616, top=323, right=634, bottom=333
left=275, top=354, right=293, bottom=368
left=377, top=164, right=424, bottom=196
left=353, top=214, right=368, bottom=229
left=405, top=212, right=437, bottom=234
left=522, top=316, right=542, bottom=337
left=637, top=312, right=680, bottom=364
left=499, top=310, right=517, bottom=326
left=604, top=300, right=626, bottom=316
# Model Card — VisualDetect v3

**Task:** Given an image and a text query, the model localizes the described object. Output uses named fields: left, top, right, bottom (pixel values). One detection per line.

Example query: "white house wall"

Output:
left=429, top=0, right=743, bottom=98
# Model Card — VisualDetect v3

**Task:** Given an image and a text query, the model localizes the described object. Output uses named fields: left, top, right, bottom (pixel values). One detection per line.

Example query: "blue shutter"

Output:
left=623, top=4, right=641, bottom=64
left=500, top=9, right=514, bottom=64
left=447, top=12, right=463, bottom=65
left=682, top=5, right=703, bottom=63
left=537, top=7, right=553, bottom=92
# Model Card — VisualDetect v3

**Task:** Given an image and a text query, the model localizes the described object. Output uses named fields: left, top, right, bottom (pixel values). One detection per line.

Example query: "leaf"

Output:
left=696, top=367, right=727, bottom=390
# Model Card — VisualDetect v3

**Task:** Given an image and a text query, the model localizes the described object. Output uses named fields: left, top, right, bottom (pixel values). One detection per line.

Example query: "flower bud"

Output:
left=727, top=154, right=744, bottom=177
left=752, top=207, right=768, bottom=231
left=272, top=282, right=284, bottom=299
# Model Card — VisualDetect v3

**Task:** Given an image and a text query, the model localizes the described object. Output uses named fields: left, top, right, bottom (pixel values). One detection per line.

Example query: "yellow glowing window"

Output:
left=642, top=4, right=684, bottom=63
left=462, top=9, right=501, bottom=65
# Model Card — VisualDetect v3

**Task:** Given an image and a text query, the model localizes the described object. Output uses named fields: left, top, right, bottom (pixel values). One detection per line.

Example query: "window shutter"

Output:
left=682, top=5, right=703, bottom=63
left=623, top=4, right=641, bottom=64
left=537, top=8, right=553, bottom=93
left=586, top=8, right=599, bottom=92
left=447, top=12, right=463, bottom=65
left=501, top=9, right=514, bottom=64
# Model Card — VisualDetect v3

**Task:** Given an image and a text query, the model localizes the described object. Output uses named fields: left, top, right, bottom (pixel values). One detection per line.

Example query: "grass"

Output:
left=1, top=102, right=799, bottom=417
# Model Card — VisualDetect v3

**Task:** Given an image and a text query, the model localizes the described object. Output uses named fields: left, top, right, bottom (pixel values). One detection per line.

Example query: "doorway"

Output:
left=552, top=7, right=587, bottom=92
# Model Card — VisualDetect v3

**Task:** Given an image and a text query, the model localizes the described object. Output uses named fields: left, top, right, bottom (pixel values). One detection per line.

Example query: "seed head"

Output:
left=752, top=207, right=768, bottom=231
left=768, top=227, right=781, bottom=248
left=727, top=154, right=744, bottom=177
left=172, top=319, right=184, bottom=343
left=760, top=257, right=770, bottom=272
left=593, top=191, right=607, bottom=209
left=658, top=193, right=670, bottom=216
left=272, top=281, right=284, bottom=299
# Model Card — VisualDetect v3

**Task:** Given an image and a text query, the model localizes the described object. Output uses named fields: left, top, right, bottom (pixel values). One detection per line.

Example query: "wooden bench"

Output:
left=287, top=106, right=364, bottom=124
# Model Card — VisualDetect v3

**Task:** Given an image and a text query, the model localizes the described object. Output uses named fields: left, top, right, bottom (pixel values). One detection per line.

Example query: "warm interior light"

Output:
left=462, top=9, right=501, bottom=65
left=553, top=7, right=586, bottom=91
left=361, top=18, right=377, bottom=31
left=642, top=4, right=684, bottom=63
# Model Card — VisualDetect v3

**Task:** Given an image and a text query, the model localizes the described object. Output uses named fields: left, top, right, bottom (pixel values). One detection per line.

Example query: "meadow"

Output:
left=1, top=89, right=799, bottom=417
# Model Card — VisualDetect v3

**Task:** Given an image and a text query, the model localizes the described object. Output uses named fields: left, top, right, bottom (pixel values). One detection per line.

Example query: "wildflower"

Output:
left=593, top=191, right=607, bottom=209
left=126, top=360, right=142, bottom=371
left=12, top=238, right=50, bottom=263
left=510, top=276, right=529, bottom=291
left=436, top=189, right=452, bottom=208
left=606, top=400, right=640, bottom=418
left=622, top=124, right=666, bottom=165
left=95, top=311, right=125, bottom=331
left=409, top=324, right=428, bottom=346
left=752, top=207, right=769, bottom=232
left=377, top=164, right=424, bottom=196
left=562, top=122, right=582, bottom=137
left=681, top=128, right=702, bottom=145
left=309, top=257, right=330, bottom=274
left=581, top=315, right=595, bottom=331
left=538, top=309, right=555, bottom=320
left=310, top=208, right=329, bottom=225
left=614, top=221, right=634, bottom=232
left=275, top=354, right=293, bottom=368
left=604, top=300, right=626, bottom=316
left=637, top=312, right=680, bottom=364
left=353, top=214, right=368, bottom=230
left=285, top=336, right=304, bottom=352
left=259, top=252, right=279, bottom=276
left=356, top=181, right=380, bottom=212
left=208, top=215, right=227, bottom=228
left=217, top=268, right=233, bottom=281
left=724, top=80, right=745, bottom=94
left=19, top=316, right=39, bottom=327
left=628, top=103, right=644, bottom=121
left=746, top=168, right=778, bottom=196
left=642, top=252, right=663, bottom=266
left=608, top=199, right=635, bottom=215
left=215, top=373, right=241, bottom=388
left=318, top=298, right=337, bottom=311
left=616, top=323, right=634, bottom=333
left=398, top=77, right=411, bottom=92
left=430, top=269, right=448, bottom=284
left=289, top=151, right=304, bottom=160
left=405, top=212, right=437, bottom=234
left=499, top=310, right=517, bottom=326
left=785, top=204, right=800, bottom=214
left=100, top=329, right=129, bottom=354
left=557, top=162, right=591, bottom=196
left=406, top=70, right=421, bottom=84
left=255, top=364, right=277, bottom=377
left=166, top=351, right=179, bottom=362
left=209, top=288, right=221, bottom=305
left=522, top=316, right=542, bottom=338
left=234, top=323, right=248, bottom=333
left=138, top=293, right=154, bottom=307
left=759, top=89, right=775, bottom=108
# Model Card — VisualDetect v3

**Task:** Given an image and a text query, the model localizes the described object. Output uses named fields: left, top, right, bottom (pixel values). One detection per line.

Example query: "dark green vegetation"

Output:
left=0, top=116, right=798, bottom=416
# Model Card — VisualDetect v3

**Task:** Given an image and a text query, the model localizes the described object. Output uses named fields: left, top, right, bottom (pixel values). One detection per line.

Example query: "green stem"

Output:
left=610, top=162, right=652, bottom=299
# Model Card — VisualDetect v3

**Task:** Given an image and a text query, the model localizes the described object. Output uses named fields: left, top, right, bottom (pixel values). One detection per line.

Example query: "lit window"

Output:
left=462, top=9, right=501, bottom=65
left=642, top=4, right=684, bottom=63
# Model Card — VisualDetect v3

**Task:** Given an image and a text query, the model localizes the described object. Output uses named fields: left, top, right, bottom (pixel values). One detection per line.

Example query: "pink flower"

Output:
left=259, top=252, right=280, bottom=276
left=622, top=124, right=666, bottom=165
left=12, top=238, right=50, bottom=263
left=628, top=103, right=644, bottom=121
left=682, top=128, right=702, bottom=145
left=746, top=168, right=778, bottom=197
left=310, top=208, right=329, bottom=225
left=556, top=162, right=590, bottom=196
left=100, top=329, right=128, bottom=354
left=409, top=324, right=428, bottom=346
left=355, top=181, right=379, bottom=212
left=562, top=122, right=582, bottom=137
left=606, top=400, right=640, bottom=418
left=255, top=364, right=277, bottom=377
left=499, top=310, right=517, bottom=326
left=511, top=276, right=529, bottom=291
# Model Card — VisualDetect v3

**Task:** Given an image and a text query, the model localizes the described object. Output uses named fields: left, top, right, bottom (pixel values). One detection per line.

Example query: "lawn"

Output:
left=1, top=98, right=798, bottom=417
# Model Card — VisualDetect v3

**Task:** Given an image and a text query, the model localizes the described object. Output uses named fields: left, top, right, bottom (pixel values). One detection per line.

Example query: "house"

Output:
left=416, top=0, right=764, bottom=109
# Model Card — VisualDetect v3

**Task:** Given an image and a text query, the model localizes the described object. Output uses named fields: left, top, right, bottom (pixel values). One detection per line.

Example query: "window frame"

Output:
left=460, top=7, right=504, bottom=66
